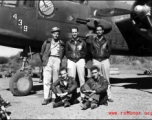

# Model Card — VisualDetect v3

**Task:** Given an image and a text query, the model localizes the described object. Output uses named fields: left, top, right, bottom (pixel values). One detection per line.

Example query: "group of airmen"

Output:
left=40, top=24, right=114, bottom=110
left=0, top=24, right=113, bottom=120
left=0, top=24, right=113, bottom=117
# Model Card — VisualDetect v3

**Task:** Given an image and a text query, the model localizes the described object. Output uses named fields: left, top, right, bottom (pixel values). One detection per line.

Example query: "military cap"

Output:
left=51, top=27, right=60, bottom=33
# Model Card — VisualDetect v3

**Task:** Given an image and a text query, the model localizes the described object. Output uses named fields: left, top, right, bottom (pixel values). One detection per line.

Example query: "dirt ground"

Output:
left=1, top=70, right=152, bottom=119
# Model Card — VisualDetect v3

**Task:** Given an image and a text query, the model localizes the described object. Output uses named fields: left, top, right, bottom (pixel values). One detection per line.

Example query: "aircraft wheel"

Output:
left=9, top=72, right=33, bottom=96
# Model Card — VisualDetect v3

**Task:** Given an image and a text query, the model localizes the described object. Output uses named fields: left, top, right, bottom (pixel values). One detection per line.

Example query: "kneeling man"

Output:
left=80, top=66, right=108, bottom=110
left=51, top=67, right=78, bottom=108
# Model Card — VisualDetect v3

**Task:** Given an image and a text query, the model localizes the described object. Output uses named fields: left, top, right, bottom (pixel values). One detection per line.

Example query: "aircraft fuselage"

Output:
left=0, top=0, right=152, bottom=56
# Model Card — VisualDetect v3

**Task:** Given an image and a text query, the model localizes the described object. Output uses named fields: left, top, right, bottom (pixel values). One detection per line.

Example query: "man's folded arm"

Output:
left=95, top=80, right=108, bottom=94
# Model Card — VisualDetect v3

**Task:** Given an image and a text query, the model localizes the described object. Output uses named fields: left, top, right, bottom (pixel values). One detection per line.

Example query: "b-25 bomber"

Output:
left=0, top=0, right=151, bottom=96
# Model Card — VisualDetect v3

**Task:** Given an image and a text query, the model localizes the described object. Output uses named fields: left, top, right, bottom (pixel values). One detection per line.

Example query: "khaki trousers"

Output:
left=43, top=56, right=61, bottom=100
left=67, top=59, right=85, bottom=97
left=92, top=58, right=112, bottom=99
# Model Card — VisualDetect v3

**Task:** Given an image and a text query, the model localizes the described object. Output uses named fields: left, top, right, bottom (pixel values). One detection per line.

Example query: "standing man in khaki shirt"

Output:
left=40, top=27, right=65, bottom=105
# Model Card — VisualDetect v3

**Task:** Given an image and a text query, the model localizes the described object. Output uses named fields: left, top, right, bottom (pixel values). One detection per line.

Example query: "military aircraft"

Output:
left=0, top=0, right=151, bottom=96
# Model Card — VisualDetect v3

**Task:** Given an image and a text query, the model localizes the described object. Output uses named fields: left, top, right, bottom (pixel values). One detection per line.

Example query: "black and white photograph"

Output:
left=0, top=0, right=152, bottom=119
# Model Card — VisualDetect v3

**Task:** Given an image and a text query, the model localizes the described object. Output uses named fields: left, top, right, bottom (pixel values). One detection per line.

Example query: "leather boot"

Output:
left=42, top=99, right=49, bottom=105
left=91, top=100, right=98, bottom=109
left=53, top=101, right=64, bottom=108
left=64, top=100, right=71, bottom=107
left=81, top=100, right=90, bottom=110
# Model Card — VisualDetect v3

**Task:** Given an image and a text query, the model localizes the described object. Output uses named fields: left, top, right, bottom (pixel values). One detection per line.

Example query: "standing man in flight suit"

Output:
left=66, top=26, right=87, bottom=100
left=87, top=25, right=113, bottom=102
left=40, top=27, right=65, bottom=105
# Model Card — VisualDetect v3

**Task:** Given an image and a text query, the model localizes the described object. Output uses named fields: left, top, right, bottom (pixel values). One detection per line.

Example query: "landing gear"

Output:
left=9, top=47, right=34, bottom=96
left=9, top=72, right=33, bottom=96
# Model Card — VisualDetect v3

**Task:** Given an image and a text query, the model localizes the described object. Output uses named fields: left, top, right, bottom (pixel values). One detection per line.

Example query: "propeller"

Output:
left=131, top=1, right=152, bottom=38
left=92, top=1, right=152, bottom=38
left=93, top=1, right=152, bottom=31
left=134, top=4, right=151, bottom=16
left=133, top=4, right=152, bottom=29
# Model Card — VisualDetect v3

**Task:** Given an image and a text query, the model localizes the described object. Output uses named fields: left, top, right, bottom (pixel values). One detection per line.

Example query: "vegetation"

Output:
left=0, top=53, right=42, bottom=73
left=0, top=53, right=152, bottom=73
left=0, top=57, right=9, bottom=64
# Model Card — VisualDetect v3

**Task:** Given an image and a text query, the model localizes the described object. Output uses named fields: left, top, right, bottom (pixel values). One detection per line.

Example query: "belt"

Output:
left=49, top=55, right=60, bottom=58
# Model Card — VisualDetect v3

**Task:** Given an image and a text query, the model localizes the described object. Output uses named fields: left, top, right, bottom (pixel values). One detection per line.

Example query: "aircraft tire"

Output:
left=9, top=72, right=33, bottom=96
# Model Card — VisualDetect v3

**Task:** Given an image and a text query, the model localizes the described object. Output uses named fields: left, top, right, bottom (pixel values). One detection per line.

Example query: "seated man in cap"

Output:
left=51, top=67, right=78, bottom=108
left=80, top=65, right=108, bottom=110
left=40, top=27, right=65, bottom=105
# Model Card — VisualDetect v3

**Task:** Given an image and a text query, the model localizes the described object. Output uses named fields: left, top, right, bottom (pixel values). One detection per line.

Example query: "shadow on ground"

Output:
left=32, top=84, right=43, bottom=91
left=31, top=76, right=152, bottom=94
left=110, top=77, right=152, bottom=89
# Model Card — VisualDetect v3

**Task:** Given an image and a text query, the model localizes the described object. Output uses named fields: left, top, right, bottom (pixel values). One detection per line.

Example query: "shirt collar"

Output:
left=94, top=75, right=101, bottom=82
left=95, top=36, right=104, bottom=42
left=70, top=37, right=81, bottom=43
left=46, top=38, right=52, bottom=43
left=46, top=38, right=60, bottom=43
left=51, top=38, right=59, bottom=45
left=61, top=76, right=69, bottom=82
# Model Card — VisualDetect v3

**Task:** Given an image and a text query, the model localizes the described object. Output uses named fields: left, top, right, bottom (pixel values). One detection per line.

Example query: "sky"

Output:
left=0, top=46, right=22, bottom=57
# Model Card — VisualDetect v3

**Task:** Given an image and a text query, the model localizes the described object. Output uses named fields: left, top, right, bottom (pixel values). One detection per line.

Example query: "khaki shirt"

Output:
left=50, top=39, right=60, bottom=56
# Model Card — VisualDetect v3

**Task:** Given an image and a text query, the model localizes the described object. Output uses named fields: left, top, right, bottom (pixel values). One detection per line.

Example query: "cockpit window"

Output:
left=17, top=0, right=35, bottom=8
left=68, top=0, right=87, bottom=4
left=2, top=1, right=17, bottom=7
left=23, top=0, right=35, bottom=7
left=0, top=0, right=35, bottom=8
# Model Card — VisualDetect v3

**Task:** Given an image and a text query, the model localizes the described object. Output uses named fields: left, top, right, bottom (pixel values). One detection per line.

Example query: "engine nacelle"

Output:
left=134, top=5, right=151, bottom=16
left=131, top=0, right=152, bottom=40
left=87, top=18, right=112, bottom=34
